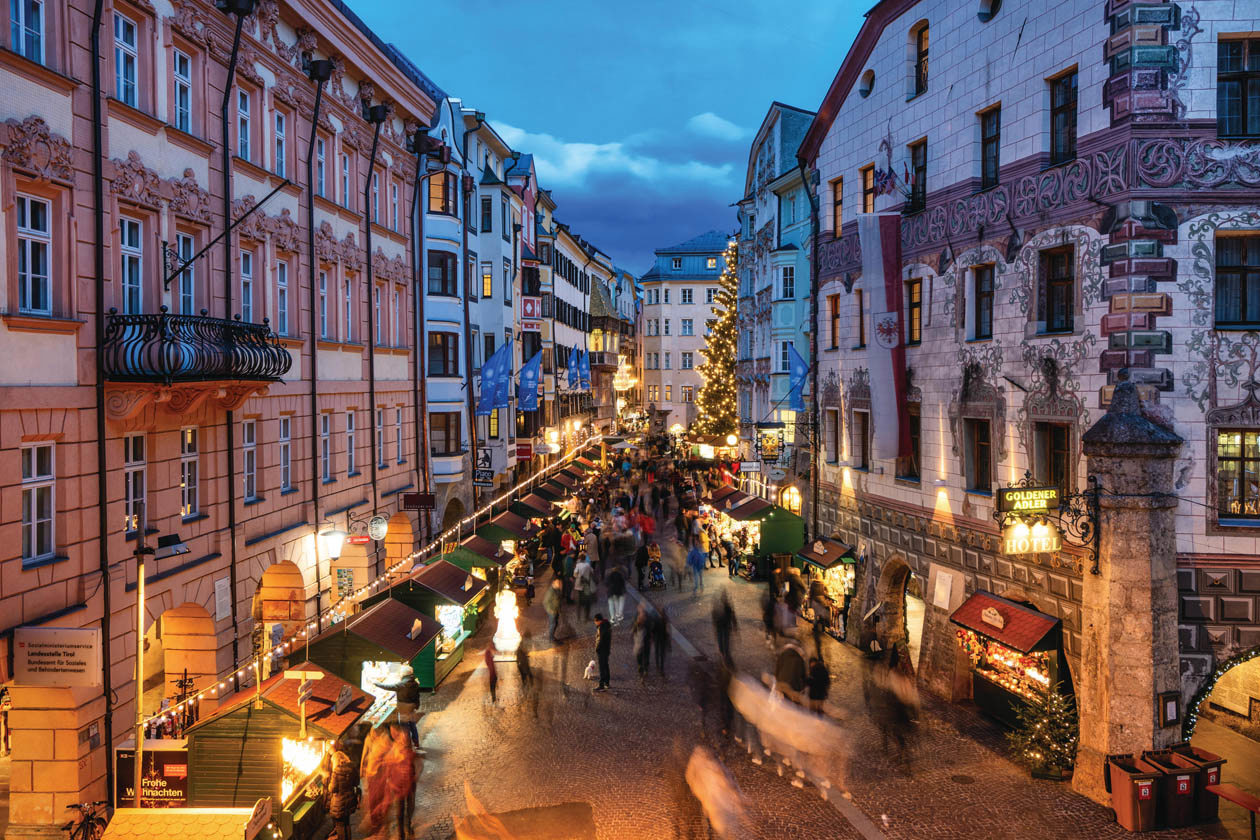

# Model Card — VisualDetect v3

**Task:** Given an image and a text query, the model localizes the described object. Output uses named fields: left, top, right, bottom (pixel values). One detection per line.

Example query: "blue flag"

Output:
left=496, top=343, right=513, bottom=409
left=567, top=346, right=579, bottom=390
left=579, top=350, right=592, bottom=390
left=475, top=342, right=505, bottom=416
left=788, top=343, right=809, bottom=412
left=518, top=351, right=543, bottom=411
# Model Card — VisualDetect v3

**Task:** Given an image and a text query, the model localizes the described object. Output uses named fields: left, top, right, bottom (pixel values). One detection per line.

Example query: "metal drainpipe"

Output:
left=363, top=106, right=388, bottom=576
left=89, top=0, right=115, bottom=794
left=411, top=137, right=432, bottom=546
left=797, top=156, right=822, bottom=540
left=459, top=119, right=478, bottom=519
left=303, top=59, right=331, bottom=618
left=219, top=4, right=250, bottom=667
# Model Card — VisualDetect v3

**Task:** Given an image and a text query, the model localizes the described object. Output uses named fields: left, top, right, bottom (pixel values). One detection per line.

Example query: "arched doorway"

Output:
left=385, top=511, right=415, bottom=571
left=142, top=603, right=217, bottom=716
left=441, top=497, right=466, bottom=535
left=874, top=556, right=925, bottom=670
left=780, top=486, right=802, bottom=516
left=252, top=561, right=306, bottom=674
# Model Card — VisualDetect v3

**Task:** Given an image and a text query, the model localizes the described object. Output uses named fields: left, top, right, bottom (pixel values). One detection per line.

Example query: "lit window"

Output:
left=706, top=257, right=717, bottom=270
left=180, top=427, right=199, bottom=516
left=123, top=433, right=145, bottom=532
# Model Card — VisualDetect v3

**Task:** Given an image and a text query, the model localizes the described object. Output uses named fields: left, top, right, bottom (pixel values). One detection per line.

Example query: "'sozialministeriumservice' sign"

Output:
left=14, top=626, right=102, bottom=687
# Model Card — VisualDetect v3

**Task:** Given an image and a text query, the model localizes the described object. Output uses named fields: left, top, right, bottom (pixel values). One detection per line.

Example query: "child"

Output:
left=525, top=576, right=536, bottom=607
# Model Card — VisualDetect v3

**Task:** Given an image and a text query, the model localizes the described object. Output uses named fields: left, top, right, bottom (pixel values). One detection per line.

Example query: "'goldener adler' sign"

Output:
left=997, top=486, right=1060, bottom=514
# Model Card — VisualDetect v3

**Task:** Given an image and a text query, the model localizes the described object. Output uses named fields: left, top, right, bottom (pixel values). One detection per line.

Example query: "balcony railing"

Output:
left=102, top=307, right=292, bottom=384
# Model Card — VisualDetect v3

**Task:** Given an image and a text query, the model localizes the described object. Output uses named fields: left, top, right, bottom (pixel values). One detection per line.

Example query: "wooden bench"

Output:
left=1207, top=783, right=1260, bottom=839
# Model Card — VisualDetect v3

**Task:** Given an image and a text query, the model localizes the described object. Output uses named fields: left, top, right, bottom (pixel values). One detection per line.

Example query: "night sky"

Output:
left=353, top=0, right=864, bottom=273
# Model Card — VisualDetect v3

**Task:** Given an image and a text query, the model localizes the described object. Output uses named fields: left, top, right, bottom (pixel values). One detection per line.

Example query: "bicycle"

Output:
left=61, top=801, right=108, bottom=840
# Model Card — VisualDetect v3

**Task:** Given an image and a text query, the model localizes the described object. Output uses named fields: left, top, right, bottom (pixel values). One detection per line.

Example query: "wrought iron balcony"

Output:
left=102, top=307, right=292, bottom=384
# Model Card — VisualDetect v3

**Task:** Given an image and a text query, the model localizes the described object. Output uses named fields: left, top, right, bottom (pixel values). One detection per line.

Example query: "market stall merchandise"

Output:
left=950, top=590, right=1071, bottom=728
left=795, top=538, right=856, bottom=640
left=302, top=598, right=442, bottom=704
left=183, top=661, right=370, bottom=837
left=383, top=560, right=489, bottom=686
left=715, top=495, right=805, bottom=579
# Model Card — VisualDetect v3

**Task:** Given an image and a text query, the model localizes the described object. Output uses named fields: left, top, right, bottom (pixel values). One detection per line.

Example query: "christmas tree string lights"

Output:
left=694, top=239, right=740, bottom=436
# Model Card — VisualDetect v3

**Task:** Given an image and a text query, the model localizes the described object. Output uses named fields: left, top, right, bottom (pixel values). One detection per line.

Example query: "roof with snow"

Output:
left=655, top=230, right=732, bottom=255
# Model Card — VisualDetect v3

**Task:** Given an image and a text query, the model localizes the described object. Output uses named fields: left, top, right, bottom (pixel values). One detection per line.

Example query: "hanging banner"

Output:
left=518, top=351, right=543, bottom=411
left=495, top=344, right=513, bottom=409
left=579, top=350, right=592, bottom=390
left=568, top=346, right=579, bottom=390
left=788, top=343, right=809, bottom=412
left=858, top=213, right=910, bottom=461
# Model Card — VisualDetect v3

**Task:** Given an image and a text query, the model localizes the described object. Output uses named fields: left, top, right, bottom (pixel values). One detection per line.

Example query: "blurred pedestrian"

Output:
left=574, top=554, right=595, bottom=620
left=633, top=604, right=652, bottom=680
left=544, top=578, right=563, bottom=643
left=712, top=592, right=738, bottom=667
left=359, top=726, right=390, bottom=837
left=385, top=724, right=417, bottom=840
left=635, top=541, right=650, bottom=590
left=594, top=613, right=612, bottom=691
left=606, top=566, right=627, bottom=624
left=516, top=633, right=534, bottom=688
left=687, top=544, right=706, bottom=595
left=324, top=750, right=358, bottom=840
left=807, top=656, right=830, bottom=715
left=484, top=645, right=498, bottom=704
left=652, top=609, right=672, bottom=677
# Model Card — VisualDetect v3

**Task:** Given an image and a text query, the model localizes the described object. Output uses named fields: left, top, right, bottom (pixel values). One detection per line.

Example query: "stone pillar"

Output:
left=1073, top=380, right=1183, bottom=804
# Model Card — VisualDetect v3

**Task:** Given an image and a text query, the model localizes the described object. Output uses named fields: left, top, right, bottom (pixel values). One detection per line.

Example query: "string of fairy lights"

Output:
left=138, top=436, right=605, bottom=732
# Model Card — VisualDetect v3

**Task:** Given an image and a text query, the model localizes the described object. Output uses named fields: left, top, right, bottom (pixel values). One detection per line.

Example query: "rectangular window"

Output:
left=855, top=288, right=865, bottom=348
left=898, top=409, right=921, bottom=480
left=481, top=263, right=493, bottom=298
left=664, top=288, right=671, bottom=305
left=430, top=411, right=461, bottom=455
left=395, top=407, right=404, bottom=462
left=240, top=250, right=254, bottom=323
left=1216, top=235, right=1260, bottom=327
left=664, top=384, right=672, bottom=402
left=391, top=183, right=399, bottom=231
left=779, top=341, right=791, bottom=373
left=318, top=271, right=329, bottom=338
left=664, top=318, right=671, bottom=336
left=172, top=49, right=192, bottom=132
left=681, top=319, right=694, bottom=336
left=428, top=171, right=454, bottom=215
left=428, top=331, right=459, bottom=376
left=114, top=12, right=137, bottom=107
left=907, top=140, right=927, bottom=213
left=315, top=137, right=326, bottom=197
left=914, top=25, right=929, bottom=95
left=237, top=90, right=251, bottom=161
left=119, top=217, right=143, bottom=315
left=828, top=294, right=840, bottom=348
left=980, top=107, right=1001, bottom=189
left=974, top=264, right=994, bottom=340
left=123, top=433, right=145, bottom=532
left=20, top=443, right=54, bottom=562
left=392, top=288, right=400, bottom=347
left=1034, top=421, right=1071, bottom=494
left=826, top=408, right=840, bottom=463
left=372, top=172, right=379, bottom=223
left=964, top=418, right=992, bottom=492
left=861, top=165, right=875, bottom=214
left=488, top=407, right=500, bottom=439
left=671, top=257, right=682, bottom=271
left=180, top=427, right=199, bottom=516
left=706, top=287, right=718, bottom=304
left=906, top=278, right=922, bottom=344
left=481, top=196, right=493, bottom=232
left=501, top=195, right=510, bottom=241
left=320, top=413, right=331, bottom=481
left=16, top=194, right=51, bottom=315
left=343, top=277, right=355, bottom=341
left=428, top=250, right=457, bottom=296
left=241, top=419, right=258, bottom=498
left=340, top=154, right=350, bottom=209
left=376, top=408, right=386, bottom=466
left=781, top=266, right=795, bottom=299
left=706, top=257, right=717, bottom=269
left=345, top=411, right=356, bottom=475
left=1050, top=70, right=1078, bottom=165
left=276, top=261, right=289, bottom=335
left=1042, top=248, right=1074, bottom=333
left=278, top=416, right=292, bottom=491
left=274, top=112, right=286, bottom=177
left=853, top=410, right=870, bottom=470
left=681, top=385, right=694, bottom=403
left=373, top=285, right=381, bottom=342
left=483, top=334, right=495, bottom=367
left=664, top=352, right=671, bottom=370
left=681, top=288, right=693, bottom=304
left=1218, top=430, right=1260, bottom=517
left=1218, top=40, right=1260, bottom=138
left=503, top=259, right=511, bottom=303
left=11, top=0, right=43, bottom=63
left=831, top=177, right=843, bottom=234
left=681, top=351, right=693, bottom=369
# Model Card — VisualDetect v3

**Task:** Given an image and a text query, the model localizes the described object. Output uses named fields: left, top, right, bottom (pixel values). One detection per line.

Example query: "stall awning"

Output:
left=726, top=497, right=774, bottom=521
left=457, top=535, right=512, bottom=565
left=711, top=489, right=753, bottom=513
left=574, top=457, right=598, bottom=471
left=510, top=493, right=553, bottom=518
left=559, top=465, right=585, bottom=481
left=187, top=661, right=371, bottom=741
left=410, top=559, right=489, bottom=608
left=949, top=590, right=1061, bottom=653
left=551, top=472, right=580, bottom=489
left=705, top=485, right=741, bottom=506
left=323, top=598, right=441, bottom=660
left=476, top=511, right=538, bottom=542
left=104, top=807, right=265, bottom=840
left=534, top=481, right=567, bottom=502
left=796, top=538, right=855, bottom=569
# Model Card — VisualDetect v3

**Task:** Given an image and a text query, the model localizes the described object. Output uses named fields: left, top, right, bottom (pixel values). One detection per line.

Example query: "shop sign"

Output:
left=534, top=442, right=560, bottom=455
left=981, top=606, right=1006, bottom=630
left=402, top=493, right=436, bottom=511
left=517, top=442, right=533, bottom=459
left=767, top=467, right=787, bottom=481
left=997, top=485, right=1060, bottom=514
left=115, top=743, right=189, bottom=807
left=368, top=515, right=390, bottom=541
left=334, top=684, right=355, bottom=715
left=739, top=461, right=761, bottom=473
left=1002, top=522, right=1062, bottom=555
left=474, top=469, right=494, bottom=484
left=245, top=797, right=273, bottom=840
left=14, top=627, right=101, bottom=687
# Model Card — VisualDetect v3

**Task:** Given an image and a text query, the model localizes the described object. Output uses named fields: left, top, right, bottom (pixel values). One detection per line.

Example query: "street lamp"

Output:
left=725, top=434, right=737, bottom=447
left=319, top=525, right=348, bottom=561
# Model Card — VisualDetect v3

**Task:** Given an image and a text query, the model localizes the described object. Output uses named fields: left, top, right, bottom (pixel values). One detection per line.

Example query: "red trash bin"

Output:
left=1143, top=750, right=1197, bottom=828
left=1105, top=754, right=1160, bottom=832
left=1171, top=743, right=1227, bottom=821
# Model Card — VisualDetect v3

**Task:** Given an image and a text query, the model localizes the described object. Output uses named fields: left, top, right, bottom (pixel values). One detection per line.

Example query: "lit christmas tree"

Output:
left=694, top=239, right=739, bottom=435
left=1007, top=683, right=1078, bottom=777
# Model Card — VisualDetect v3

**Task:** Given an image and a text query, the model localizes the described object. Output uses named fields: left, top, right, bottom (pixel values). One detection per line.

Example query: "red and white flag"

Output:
left=858, top=214, right=911, bottom=462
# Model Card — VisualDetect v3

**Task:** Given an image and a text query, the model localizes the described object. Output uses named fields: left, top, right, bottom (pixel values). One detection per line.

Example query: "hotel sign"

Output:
left=1002, top=522, right=1063, bottom=555
left=997, top=486, right=1060, bottom=514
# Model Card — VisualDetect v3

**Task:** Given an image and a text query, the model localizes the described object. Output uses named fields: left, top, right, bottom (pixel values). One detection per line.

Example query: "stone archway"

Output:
left=252, top=561, right=306, bottom=667
left=874, top=555, right=925, bottom=669
left=441, top=497, right=466, bottom=533
left=142, top=602, right=217, bottom=716
left=385, top=511, right=416, bottom=571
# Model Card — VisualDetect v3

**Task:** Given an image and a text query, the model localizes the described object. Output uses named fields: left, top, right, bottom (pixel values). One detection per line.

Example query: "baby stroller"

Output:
left=647, top=542, right=667, bottom=590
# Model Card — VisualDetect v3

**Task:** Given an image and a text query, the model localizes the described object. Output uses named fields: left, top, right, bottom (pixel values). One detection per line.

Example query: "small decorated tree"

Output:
left=1007, top=683, right=1079, bottom=779
left=694, top=239, right=739, bottom=436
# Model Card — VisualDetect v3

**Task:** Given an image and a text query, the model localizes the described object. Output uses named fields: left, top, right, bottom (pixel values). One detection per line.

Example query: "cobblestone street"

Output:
left=372, top=520, right=1253, bottom=839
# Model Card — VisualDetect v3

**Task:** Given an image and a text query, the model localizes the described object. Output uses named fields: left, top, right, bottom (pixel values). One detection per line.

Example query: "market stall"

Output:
left=510, top=493, right=555, bottom=520
left=950, top=590, right=1071, bottom=728
left=475, top=511, right=539, bottom=544
left=795, top=538, right=856, bottom=640
left=442, top=534, right=512, bottom=578
left=302, top=598, right=442, bottom=706
left=384, top=560, right=489, bottom=686
left=534, top=480, right=569, bottom=502
left=183, top=661, right=370, bottom=837
left=559, top=465, right=586, bottom=483
left=704, top=485, right=742, bottom=508
left=573, top=457, right=599, bottom=472
left=723, top=496, right=805, bottom=580
left=550, top=472, right=581, bottom=492
left=104, top=803, right=274, bottom=840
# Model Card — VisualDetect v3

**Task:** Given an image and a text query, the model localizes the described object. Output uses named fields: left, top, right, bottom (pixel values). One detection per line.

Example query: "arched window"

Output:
left=909, top=21, right=929, bottom=97
left=780, top=485, right=802, bottom=515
